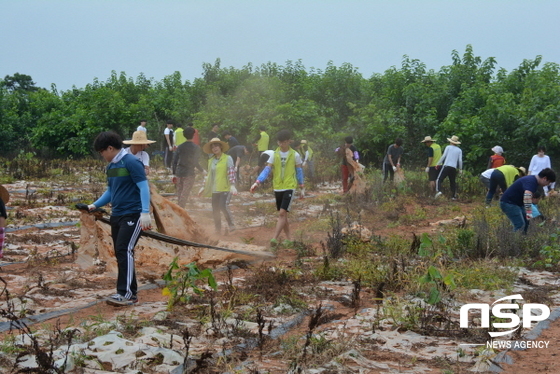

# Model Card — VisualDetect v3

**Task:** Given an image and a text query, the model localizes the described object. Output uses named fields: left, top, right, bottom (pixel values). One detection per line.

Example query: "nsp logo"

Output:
left=460, top=294, right=550, bottom=337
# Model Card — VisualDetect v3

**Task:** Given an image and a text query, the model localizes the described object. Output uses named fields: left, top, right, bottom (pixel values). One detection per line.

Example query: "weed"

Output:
left=322, top=211, right=346, bottom=259
left=418, top=266, right=457, bottom=305
left=162, top=258, right=218, bottom=310
left=350, top=277, right=361, bottom=313
left=0, top=276, right=80, bottom=374
left=452, top=260, right=517, bottom=291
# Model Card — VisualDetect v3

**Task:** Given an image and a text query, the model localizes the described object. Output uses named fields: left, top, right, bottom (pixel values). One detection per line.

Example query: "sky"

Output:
left=1, top=0, right=559, bottom=91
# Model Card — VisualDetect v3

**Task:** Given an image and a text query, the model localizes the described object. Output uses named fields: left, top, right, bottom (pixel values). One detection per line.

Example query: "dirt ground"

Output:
left=1, top=175, right=559, bottom=373
left=501, top=317, right=560, bottom=373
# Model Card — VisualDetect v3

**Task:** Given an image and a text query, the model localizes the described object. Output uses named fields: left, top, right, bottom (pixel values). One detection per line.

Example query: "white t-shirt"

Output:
left=137, top=126, right=146, bottom=132
left=481, top=168, right=494, bottom=179
left=124, top=147, right=150, bottom=167
left=268, top=150, right=303, bottom=167
left=528, top=154, right=551, bottom=175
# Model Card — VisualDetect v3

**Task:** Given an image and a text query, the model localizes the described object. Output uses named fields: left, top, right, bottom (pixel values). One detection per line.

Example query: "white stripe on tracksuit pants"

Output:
left=110, top=213, right=142, bottom=300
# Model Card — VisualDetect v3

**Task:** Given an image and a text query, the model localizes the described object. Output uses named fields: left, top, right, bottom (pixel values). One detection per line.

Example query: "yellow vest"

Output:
left=430, top=143, right=442, bottom=167
left=273, top=148, right=297, bottom=190
left=203, top=153, right=230, bottom=196
left=497, top=165, right=521, bottom=187
left=174, top=128, right=186, bottom=146
left=257, top=131, right=269, bottom=151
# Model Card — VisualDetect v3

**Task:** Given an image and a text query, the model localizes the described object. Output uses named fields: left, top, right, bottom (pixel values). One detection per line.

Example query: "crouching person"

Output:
left=500, top=168, right=555, bottom=233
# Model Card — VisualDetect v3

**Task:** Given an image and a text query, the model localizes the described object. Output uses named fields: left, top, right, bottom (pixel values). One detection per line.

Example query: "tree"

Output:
left=1, top=73, right=39, bottom=92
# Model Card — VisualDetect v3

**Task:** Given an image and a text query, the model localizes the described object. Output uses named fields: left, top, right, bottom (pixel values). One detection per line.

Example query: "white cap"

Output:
left=491, top=146, right=503, bottom=155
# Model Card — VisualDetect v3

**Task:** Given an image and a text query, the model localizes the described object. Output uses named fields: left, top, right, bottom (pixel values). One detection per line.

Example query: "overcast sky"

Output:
left=1, top=0, right=558, bottom=91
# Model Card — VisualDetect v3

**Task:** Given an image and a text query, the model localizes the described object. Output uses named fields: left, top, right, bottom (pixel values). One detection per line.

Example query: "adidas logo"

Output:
left=127, top=221, right=135, bottom=226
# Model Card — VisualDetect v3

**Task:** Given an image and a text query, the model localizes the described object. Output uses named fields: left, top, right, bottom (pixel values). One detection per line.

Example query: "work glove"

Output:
left=526, top=211, right=533, bottom=220
left=392, top=166, right=397, bottom=172
left=302, top=161, right=307, bottom=167
left=425, top=167, right=430, bottom=173
left=87, top=204, right=96, bottom=212
left=250, top=182, right=259, bottom=193
left=140, top=212, right=152, bottom=230
left=435, top=165, right=441, bottom=170
left=172, top=176, right=177, bottom=184
left=230, top=185, right=238, bottom=195
left=169, top=146, right=173, bottom=151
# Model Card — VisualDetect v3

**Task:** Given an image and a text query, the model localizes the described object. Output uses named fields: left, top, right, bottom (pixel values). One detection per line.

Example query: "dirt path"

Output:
left=500, top=316, right=560, bottom=373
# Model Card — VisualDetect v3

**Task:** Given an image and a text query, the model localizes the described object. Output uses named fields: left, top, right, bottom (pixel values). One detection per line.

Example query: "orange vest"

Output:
left=490, top=154, right=506, bottom=168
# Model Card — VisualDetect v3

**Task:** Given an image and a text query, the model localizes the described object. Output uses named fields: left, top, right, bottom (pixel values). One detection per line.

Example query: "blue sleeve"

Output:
left=136, top=180, right=151, bottom=213
left=93, top=188, right=111, bottom=208
left=127, top=156, right=148, bottom=184
left=296, top=167, right=304, bottom=185
left=257, top=165, right=272, bottom=183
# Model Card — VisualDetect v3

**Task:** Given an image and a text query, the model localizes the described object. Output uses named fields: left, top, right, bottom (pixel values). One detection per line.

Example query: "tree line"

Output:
left=1, top=45, right=559, bottom=172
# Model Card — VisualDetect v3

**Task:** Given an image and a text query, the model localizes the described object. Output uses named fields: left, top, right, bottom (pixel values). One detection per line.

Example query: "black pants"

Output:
left=164, top=148, right=173, bottom=168
left=436, top=166, right=458, bottom=198
left=383, top=163, right=394, bottom=182
left=110, top=213, right=141, bottom=299
left=212, top=192, right=234, bottom=232
left=486, top=170, right=506, bottom=204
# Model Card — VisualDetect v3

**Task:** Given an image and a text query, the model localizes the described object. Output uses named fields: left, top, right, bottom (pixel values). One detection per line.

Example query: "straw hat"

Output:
left=203, top=138, right=229, bottom=154
left=300, top=140, right=308, bottom=144
left=517, top=166, right=527, bottom=176
left=447, top=135, right=461, bottom=145
left=123, top=131, right=156, bottom=145
left=0, top=185, right=9, bottom=204
left=421, top=136, right=436, bottom=143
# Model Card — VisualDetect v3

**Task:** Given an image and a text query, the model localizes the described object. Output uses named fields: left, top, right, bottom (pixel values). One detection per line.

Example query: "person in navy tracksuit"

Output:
left=90, top=131, right=152, bottom=306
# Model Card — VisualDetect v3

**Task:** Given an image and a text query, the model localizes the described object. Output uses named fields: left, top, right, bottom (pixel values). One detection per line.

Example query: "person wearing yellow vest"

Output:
left=254, top=126, right=270, bottom=157
left=483, top=165, right=526, bottom=205
left=200, top=138, right=237, bottom=234
left=250, top=130, right=304, bottom=248
left=174, top=123, right=186, bottom=147
left=421, top=136, right=442, bottom=192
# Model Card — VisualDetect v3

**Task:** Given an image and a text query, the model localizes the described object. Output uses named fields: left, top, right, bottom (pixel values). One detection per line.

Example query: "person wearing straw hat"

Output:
left=0, top=185, right=9, bottom=259
left=172, top=127, right=206, bottom=208
left=435, top=135, right=463, bottom=200
left=123, top=131, right=156, bottom=176
left=421, top=136, right=441, bottom=192
left=200, top=138, right=237, bottom=234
